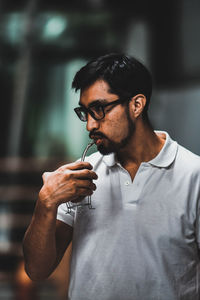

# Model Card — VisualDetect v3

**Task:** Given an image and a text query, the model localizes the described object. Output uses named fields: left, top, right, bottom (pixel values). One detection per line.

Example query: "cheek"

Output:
left=103, top=113, right=129, bottom=140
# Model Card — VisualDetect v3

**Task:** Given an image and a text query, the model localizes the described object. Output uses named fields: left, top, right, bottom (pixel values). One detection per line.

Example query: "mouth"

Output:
left=90, top=135, right=104, bottom=146
left=95, top=138, right=103, bottom=146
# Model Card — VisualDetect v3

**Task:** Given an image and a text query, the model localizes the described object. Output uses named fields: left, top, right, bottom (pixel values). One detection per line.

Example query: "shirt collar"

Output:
left=148, top=131, right=178, bottom=168
left=102, top=131, right=178, bottom=168
left=102, top=152, right=116, bottom=167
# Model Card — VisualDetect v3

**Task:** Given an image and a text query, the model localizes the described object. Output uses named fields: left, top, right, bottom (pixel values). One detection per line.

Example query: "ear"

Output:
left=130, top=94, right=146, bottom=118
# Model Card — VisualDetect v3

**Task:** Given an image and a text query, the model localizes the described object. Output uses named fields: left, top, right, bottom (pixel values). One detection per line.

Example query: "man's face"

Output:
left=79, top=80, right=135, bottom=155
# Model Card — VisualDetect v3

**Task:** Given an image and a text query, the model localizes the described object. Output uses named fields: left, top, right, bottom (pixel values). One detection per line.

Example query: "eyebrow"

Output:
left=79, top=99, right=108, bottom=108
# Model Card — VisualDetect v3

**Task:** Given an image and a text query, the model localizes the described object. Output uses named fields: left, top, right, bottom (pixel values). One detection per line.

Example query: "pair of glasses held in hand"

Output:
left=66, top=141, right=95, bottom=214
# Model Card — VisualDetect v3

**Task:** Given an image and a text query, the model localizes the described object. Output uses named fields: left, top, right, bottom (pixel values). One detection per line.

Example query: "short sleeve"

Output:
left=57, top=203, right=75, bottom=227
left=196, top=196, right=200, bottom=249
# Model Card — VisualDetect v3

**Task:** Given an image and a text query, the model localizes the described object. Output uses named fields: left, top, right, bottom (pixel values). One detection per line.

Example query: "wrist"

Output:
left=37, top=194, right=58, bottom=216
left=38, top=187, right=60, bottom=208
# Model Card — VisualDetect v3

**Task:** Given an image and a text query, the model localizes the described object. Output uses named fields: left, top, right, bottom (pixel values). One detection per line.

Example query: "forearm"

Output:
left=23, top=161, right=97, bottom=281
left=23, top=199, right=58, bottom=281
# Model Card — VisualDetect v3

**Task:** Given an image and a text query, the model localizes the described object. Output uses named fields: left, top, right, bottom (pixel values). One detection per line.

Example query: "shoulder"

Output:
left=176, top=144, right=200, bottom=173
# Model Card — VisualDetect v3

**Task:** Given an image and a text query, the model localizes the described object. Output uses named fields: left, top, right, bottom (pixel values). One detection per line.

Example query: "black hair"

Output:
left=72, top=53, right=152, bottom=119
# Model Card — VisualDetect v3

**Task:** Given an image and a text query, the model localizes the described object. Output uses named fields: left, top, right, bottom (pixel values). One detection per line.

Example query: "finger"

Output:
left=76, top=179, right=97, bottom=191
left=72, top=169, right=98, bottom=180
left=59, top=162, right=93, bottom=171
left=70, top=188, right=94, bottom=203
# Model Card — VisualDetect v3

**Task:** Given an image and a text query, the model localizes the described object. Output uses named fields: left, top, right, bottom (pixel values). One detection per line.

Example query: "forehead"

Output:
left=80, top=80, right=118, bottom=105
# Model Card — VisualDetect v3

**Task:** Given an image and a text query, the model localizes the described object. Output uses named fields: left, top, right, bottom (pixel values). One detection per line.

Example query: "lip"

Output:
left=90, top=135, right=104, bottom=145
left=95, top=138, right=103, bottom=146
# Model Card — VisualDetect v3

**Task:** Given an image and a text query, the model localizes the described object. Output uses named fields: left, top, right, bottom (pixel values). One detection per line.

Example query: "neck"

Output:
left=116, top=120, right=165, bottom=169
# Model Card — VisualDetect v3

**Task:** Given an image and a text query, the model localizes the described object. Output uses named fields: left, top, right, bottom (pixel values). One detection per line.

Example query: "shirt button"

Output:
left=125, top=181, right=130, bottom=186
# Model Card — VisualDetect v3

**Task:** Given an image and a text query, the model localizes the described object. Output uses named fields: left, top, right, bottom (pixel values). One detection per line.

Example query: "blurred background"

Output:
left=0, top=0, right=200, bottom=299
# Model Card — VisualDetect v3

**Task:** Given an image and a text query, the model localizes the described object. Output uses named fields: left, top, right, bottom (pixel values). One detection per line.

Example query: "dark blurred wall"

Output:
left=0, top=0, right=200, bottom=158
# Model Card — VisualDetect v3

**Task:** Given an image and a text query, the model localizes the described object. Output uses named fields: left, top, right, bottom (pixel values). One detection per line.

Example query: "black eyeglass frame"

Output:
left=74, top=97, right=129, bottom=122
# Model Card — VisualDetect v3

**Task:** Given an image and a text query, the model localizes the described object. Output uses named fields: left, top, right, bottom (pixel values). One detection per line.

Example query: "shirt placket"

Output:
left=118, top=163, right=152, bottom=205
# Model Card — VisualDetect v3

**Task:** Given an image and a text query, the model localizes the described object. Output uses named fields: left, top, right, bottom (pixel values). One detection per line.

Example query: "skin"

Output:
left=81, top=80, right=165, bottom=179
left=23, top=161, right=98, bottom=280
left=23, top=79, right=165, bottom=281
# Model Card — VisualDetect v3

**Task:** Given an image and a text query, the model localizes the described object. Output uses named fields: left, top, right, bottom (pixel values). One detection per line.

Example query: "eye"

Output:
left=90, top=103, right=104, bottom=118
left=93, top=104, right=102, bottom=113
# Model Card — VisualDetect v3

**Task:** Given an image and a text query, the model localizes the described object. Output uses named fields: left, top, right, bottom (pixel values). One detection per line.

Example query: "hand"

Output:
left=39, top=162, right=98, bottom=208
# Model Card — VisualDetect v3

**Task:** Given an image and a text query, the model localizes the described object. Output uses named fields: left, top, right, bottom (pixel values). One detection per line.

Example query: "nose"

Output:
left=86, top=113, right=100, bottom=132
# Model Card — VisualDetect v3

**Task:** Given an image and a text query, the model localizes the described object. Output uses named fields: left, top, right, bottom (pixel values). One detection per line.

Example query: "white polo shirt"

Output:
left=57, top=131, right=200, bottom=300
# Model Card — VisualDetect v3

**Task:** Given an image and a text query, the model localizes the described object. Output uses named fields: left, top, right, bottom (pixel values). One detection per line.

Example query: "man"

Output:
left=23, top=53, right=200, bottom=299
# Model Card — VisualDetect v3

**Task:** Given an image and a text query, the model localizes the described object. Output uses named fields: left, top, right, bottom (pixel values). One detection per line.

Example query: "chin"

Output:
left=98, top=144, right=115, bottom=155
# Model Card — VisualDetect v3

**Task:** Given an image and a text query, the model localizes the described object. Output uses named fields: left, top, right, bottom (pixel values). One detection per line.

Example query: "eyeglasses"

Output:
left=74, top=97, right=128, bottom=122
